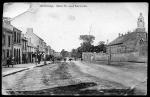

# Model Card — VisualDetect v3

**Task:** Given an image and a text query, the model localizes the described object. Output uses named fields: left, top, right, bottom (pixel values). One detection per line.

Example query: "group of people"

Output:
left=6, top=56, right=15, bottom=67
left=35, top=54, right=42, bottom=65
left=5, top=53, right=43, bottom=67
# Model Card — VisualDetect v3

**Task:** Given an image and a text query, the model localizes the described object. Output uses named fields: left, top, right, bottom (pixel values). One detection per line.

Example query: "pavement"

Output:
left=2, top=61, right=52, bottom=77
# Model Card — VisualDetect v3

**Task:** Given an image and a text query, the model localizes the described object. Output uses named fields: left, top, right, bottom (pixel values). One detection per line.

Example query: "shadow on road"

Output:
left=6, top=82, right=136, bottom=95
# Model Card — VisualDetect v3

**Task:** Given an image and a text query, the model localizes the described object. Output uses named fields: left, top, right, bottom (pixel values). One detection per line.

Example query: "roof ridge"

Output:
left=10, top=10, right=30, bottom=21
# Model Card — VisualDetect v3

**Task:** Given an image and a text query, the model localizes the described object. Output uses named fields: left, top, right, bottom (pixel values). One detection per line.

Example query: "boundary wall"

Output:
left=82, top=52, right=147, bottom=63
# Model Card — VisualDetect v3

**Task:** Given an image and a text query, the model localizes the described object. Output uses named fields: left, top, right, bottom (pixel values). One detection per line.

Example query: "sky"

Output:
left=3, top=2, right=148, bottom=52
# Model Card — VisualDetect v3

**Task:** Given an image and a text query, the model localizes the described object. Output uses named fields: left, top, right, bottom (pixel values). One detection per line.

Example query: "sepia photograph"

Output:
left=2, top=2, right=148, bottom=95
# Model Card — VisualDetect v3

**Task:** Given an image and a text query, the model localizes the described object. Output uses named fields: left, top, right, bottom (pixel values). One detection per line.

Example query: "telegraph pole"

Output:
left=107, top=40, right=111, bottom=65
left=89, top=24, right=92, bottom=36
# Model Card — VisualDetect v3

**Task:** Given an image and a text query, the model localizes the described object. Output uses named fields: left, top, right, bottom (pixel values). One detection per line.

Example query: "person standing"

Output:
left=7, top=57, right=11, bottom=67
left=37, top=54, right=41, bottom=64
left=35, top=53, right=38, bottom=65
left=11, top=57, right=15, bottom=67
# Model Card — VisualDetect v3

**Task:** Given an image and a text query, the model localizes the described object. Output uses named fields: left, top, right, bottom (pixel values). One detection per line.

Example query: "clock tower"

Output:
left=136, top=13, right=145, bottom=32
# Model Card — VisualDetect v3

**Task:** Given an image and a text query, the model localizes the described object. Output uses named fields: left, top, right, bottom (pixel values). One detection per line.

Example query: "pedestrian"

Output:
left=13, top=57, right=16, bottom=65
left=6, top=57, right=11, bottom=67
left=11, top=57, right=15, bottom=67
left=38, top=54, right=41, bottom=64
left=35, top=54, right=38, bottom=65
left=52, top=57, right=55, bottom=63
left=33, top=56, right=35, bottom=64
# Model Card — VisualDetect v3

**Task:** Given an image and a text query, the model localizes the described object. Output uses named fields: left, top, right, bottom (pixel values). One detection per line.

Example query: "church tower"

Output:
left=136, top=12, right=145, bottom=32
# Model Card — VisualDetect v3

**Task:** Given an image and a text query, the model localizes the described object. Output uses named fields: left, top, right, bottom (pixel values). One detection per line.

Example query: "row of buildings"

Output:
left=2, top=17, right=55, bottom=66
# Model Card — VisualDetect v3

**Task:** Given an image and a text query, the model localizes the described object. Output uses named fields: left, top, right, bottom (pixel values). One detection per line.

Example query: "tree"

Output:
left=70, top=35, right=96, bottom=59
left=71, top=49, right=77, bottom=58
left=79, top=35, right=95, bottom=53
left=96, top=41, right=107, bottom=53
left=98, top=41, right=105, bottom=45
left=60, top=49, right=69, bottom=58
left=79, top=35, right=95, bottom=44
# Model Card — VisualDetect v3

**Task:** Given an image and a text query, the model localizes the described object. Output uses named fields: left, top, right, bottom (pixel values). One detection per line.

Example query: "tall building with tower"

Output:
left=107, top=12, right=147, bottom=56
left=136, top=13, right=145, bottom=32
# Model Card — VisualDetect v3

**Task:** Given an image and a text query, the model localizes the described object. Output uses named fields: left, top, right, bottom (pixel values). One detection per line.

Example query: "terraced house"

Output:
left=13, top=27, right=22, bottom=64
left=21, top=33, right=28, bottom=64
left=2, top=17, right=14, bottom=66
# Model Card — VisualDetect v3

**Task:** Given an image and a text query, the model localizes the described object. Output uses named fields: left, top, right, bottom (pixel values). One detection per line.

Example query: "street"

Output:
left=2, top=61, right=147, bottom=95
left=2, top=2, right=148, bottom=96
left=74, top=61, right=147, bottom=94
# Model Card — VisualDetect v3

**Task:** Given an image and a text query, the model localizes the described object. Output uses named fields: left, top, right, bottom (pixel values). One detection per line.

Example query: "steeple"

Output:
left=137, top=12, right=145, bottom=28
left=136, top=12, right=145, bottom=32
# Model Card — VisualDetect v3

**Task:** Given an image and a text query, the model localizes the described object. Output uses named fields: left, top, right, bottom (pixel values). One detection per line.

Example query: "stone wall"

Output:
left=82, top=52, right=147, bottom=63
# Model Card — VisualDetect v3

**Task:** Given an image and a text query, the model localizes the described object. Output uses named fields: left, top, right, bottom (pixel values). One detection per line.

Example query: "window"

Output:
left=2, top=34, right=5, bottom=46
left=25, top=42, right=27, bottom=50
left=8, top=36, right=11, bottom=47
left=139, top=39, right=144, bottom=45
left=7, top=49, right=9, bottom=57
left=14, top=49, right=16, bottom=58
left=14, top=31, right=16, bottom=43
left=16, top=33, right=18, bottom=43
left=18, top=33, right=21, bottom=43
left=17, top=33, right=18, bottom=43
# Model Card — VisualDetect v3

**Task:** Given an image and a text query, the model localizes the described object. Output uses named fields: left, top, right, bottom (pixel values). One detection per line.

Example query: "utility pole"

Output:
left=89, top=24, right=92, bottom=36
left=107, top=40, right=111, bottom=65
left=109, top=46, right=111, bottom=65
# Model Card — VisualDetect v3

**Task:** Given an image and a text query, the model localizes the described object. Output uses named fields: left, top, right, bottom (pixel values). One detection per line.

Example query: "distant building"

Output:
left=107, top=13, right=148, bottom=56
left=43, top=42, right=47, bottom=54
left=54, top=52, right=61, bottom=57
left=25, top=28, right=44, bottom=52
left=27, top=37, right=36, bottom=63
left=25, top=28, right=47, bottom=61
left=46, top=45, right=53, bottom=55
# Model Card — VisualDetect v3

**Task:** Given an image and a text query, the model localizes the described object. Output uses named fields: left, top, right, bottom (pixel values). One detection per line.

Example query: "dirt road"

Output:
left=73, top=61, right=147, bottom=95
left=2, top=61, right=146, bottom=95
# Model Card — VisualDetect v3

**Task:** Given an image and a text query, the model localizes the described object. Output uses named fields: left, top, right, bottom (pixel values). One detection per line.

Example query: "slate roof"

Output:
left=108, top=31, right=147, bottom=46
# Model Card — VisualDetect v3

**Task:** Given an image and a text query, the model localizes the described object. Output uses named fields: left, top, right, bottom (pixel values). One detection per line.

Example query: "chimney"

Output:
left=27, top=28, right=33, bottom=34
left=118, top=33, right=121, bottom=37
